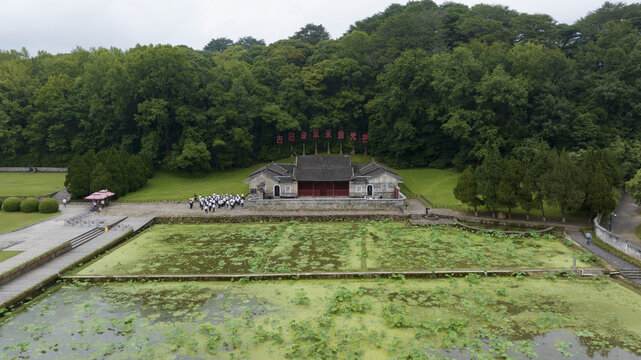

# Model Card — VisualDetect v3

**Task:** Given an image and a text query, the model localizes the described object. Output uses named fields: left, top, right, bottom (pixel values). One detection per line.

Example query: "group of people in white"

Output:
left=189, top=193, right=245, bottom=213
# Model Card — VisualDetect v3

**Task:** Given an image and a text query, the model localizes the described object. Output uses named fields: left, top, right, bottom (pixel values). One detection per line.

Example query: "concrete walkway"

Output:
left=0, top=205, right=89, bottom=275
left=92, top=202, right=403, bottom=218
left=566, top=228, right=641, bottom=286
left=611, top=193, right=641, bottom=247
left=0, top=215, right=153, bottom=308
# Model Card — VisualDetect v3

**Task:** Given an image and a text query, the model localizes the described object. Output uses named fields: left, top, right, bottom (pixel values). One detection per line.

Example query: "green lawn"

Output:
left=119, top=167, right=255, bottom=201
left=0, top=172, right=66, bottom=196
left=395, top=167, right=588, bottom=221
left=120, top=155, right=374, bottom=202
left=396, top=168, right=460, bottom=206
left=0, top=210, right=60, bottom=234
left=0, top=251, right=21, bottom=263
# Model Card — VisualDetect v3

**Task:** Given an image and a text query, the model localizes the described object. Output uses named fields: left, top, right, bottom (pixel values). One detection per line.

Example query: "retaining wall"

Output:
left=246, top=195, right=405, bottom=211
left=594, top=213, right=641, bottom=261
left=0, top=167, right=67, bottom=172
left=0, top=242, right=72, bottom=287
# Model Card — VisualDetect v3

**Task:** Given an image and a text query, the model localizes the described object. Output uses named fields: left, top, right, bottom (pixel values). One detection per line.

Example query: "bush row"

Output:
left=1, top=197, right=59, bottom=214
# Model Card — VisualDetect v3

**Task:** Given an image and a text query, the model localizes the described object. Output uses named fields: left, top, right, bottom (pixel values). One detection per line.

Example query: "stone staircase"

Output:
left=68, top=217, right=127, bottom=248
left=620, top=268, right=641, bottom=281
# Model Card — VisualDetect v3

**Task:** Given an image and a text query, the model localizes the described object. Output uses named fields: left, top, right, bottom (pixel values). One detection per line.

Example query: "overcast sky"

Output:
left=0, top=0, right=628, bottom=55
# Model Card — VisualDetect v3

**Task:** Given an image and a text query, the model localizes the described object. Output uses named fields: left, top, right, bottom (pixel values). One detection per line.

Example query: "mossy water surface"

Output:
left=75, top=222, right=595, bottom=276
left=1, top=277, right=641, bottom=359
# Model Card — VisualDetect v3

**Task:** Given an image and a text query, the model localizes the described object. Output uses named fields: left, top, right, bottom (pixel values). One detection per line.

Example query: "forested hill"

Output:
left=1, top=1, right=641, bottom=176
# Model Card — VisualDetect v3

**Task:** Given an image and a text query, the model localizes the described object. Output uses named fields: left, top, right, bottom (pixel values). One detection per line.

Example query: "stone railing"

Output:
left=594, top=213, right=641, bottom=260
left=0, top=167, right=67, bottom=172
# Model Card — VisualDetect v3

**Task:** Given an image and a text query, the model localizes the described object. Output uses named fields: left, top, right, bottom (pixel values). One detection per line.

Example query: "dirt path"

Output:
left=611, top=193, right=641, bottom=246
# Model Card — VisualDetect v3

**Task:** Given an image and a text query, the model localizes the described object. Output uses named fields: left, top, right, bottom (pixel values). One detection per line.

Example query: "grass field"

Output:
left=75, top=222, right=595, bottom=276
left=119, top=155, right=374, bottom=202
left=0, top=172, right=66, bottom=196
left=0, top=210, right=59, bottom=234
left=114, top=156, right=587, bottom=220
left=395, top=167, right=588, bottom=221
left=0, top=251, right=21, bottom=263
left=396, top=168, right=460, bottom=206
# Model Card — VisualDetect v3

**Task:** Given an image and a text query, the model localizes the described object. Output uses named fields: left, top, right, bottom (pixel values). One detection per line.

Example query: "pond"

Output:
left=1, top=277, right=640, bottom=359
left=73, top=221, right=596, bottom=276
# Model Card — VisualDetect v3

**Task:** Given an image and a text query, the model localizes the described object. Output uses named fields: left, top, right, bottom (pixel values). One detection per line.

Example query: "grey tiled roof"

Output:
left=294, top=155, right=353, bottom=181
left=244, top=156, right=403, bottom=183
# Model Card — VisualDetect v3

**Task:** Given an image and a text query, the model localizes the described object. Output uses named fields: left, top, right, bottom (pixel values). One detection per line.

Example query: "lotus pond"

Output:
left=1, top=277, right=641, bottom=359
left=74, top=222, right=596, bottom=276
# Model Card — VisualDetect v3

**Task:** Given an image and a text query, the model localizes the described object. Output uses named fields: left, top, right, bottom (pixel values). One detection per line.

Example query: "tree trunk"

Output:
left=508, top=207, right=512, bottom=219
left=526, top=211, right=530, bottom=221
left=562, top=207, right=566, bottom=223
left=364, top=144, right=368, bottom=156
left=474, top=205, right=478, bottom=217
left=327, top=142, right=330, bottom=154
left=302, top=143, right=306, bottom=156
left=339, top=141, right=343, bottom=155
left=314, top=139, right=318, bottom=155
left=540, top=198, right=546, bottom=222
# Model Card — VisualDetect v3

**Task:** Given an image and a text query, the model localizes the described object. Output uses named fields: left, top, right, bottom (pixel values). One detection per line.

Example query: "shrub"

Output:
left=2, top=197, right=21, bottom=212
left=20, top=198, right=40, bottom=213
left=0, top=198, right=3, bottom=209
left=39, top=198, right=59, bottom=214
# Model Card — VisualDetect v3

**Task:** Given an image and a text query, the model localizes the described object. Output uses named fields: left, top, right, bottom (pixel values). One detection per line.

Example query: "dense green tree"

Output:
left=541, top=150, right=585, bottom=222
left=512, top=138, right=550, bottom=220
left=476, top=148, right=503, bottom=217
left=0, top=0, right=638, bottom=213
left=453, top=166, right=483, bottom=216
left=627, top=169, right=641, bottom=205
left=170, top=139, right=211, bottom=175
left=89, top=162, right=114, bottom=194
left=584, top=167, right=616, bottom=215
left=234, top=36, right=266, bottom=50
left=204, top=37, right=233, bottom=52
left=496, top=157, right=523, bottom=218
left=290, top=23, right=331, bottom=45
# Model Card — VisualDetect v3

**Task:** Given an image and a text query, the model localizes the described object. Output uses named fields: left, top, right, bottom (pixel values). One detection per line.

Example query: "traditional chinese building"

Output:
left=243, top=155, right=403, bottom=199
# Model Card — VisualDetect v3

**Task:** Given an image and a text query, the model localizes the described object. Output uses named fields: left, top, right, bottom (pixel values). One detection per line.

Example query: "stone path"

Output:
left=0, top=214, right=153, bottom=308
left=611, top=193, right=641, bottom=247
left=566, top=228, right=641, bottom=286
left=0, top=205, right=89, bottom=275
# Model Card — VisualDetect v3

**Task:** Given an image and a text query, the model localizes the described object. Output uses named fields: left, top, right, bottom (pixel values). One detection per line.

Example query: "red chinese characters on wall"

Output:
left=276, top=135, right=283, bottom=144
left=362, top=134, right=369, bottom=143
left=350, top=132, right=357, bottom=141
left=313, top=130, right=319, bottom=139
left=325, top=129, right=332, bottom=138
left=338, top=130, right=344, bottom=140
left=288, top=133, right=295, bottom=142
left=300, top=131, right=307, bottom=140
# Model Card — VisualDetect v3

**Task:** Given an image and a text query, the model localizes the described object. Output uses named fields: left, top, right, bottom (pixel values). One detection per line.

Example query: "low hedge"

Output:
left=2, top=197, right=21, bottom=212
left=39, top=198, right=59, bottom=214
left=20, top=197, right=40, bottom=213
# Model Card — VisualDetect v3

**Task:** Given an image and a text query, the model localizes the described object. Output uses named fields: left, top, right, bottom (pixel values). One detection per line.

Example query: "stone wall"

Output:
left=594, top=213, right=641, bottom=261
left=0, top=167, right=67, bottom=172
left=246, top=194, right=406, bottom=211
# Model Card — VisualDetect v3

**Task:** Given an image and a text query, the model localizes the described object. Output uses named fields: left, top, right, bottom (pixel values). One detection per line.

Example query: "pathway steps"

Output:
left=0, top=216, right=153, bottom=308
